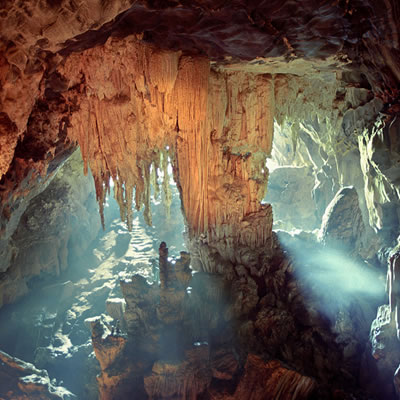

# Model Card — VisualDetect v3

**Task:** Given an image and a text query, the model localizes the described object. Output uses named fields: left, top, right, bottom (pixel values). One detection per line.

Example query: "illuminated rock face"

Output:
left=0, top=151, right=100, bottom=308
left=0, top=350, right=74, bottom=400
left=58, top=36, right=274, bottom=252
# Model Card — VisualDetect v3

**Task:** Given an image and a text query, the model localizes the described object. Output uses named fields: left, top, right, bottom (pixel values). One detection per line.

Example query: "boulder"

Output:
left=319, top=186, right=365, bottom=255
left=0, top=350, right=75, bottom=400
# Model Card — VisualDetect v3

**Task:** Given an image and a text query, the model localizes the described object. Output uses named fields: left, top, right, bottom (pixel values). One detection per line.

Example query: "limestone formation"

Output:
left=0, top=349, right=75, bottom=400
left=232, top=355, right=315, bottom=400
left=319, top=187, right=365, bottom=253
left=0, top=150, right=100, bottom=308
left=144, top=346, right=213, bottom=400
left=90, top=317, right=129, bottom=400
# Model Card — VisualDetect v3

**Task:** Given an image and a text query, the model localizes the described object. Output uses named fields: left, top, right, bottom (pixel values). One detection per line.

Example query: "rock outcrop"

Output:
left=370, top=305, right=400, bottom=394
left=0, top=150, right=101, bottom=308
left=88, top=240, right=384, bottom=399
left=319, top=187, right=365, bottom=254
left=0, top=349, right=75, bottom=400
left=231, top=355, right=315, bottom=400
left=370, top=240, right=400, bottom=398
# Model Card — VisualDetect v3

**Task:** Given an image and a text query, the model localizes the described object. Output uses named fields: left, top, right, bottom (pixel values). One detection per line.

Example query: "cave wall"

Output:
left=269, top=93, right=400, bottom=259
left=0, top=150, right=101, bottom=308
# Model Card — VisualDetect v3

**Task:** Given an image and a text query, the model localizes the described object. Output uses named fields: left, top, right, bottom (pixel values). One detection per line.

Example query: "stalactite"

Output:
left=93, top=172, right=110, bottom=230
left=125, top=183, right=134, bottom=231
left=114, top=181, right=129, bottom=230
left=142, top=160, right=152, bottom=227
left=161, top=150, right=172, bottom=219
left=113, top=179, right=124, bottom=224
left=60, top=37, right=180, bottom=229
left=60, top=36, right=276, bottom=250
left=150, top=154, right=160, bottom=201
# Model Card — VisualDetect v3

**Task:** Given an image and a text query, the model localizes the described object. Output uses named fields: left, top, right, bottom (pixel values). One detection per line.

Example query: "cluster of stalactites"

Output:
left=58, top=35, right=203, bottom=231
left=61, top=35, right=275, bottom=243
left=91, top=149, right=173, bottom=230
left=63, top=35, right=364, bottom=242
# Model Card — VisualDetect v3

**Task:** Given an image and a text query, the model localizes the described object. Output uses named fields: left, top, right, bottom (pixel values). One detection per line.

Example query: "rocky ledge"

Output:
left=0, top=350, right=75, bottom=400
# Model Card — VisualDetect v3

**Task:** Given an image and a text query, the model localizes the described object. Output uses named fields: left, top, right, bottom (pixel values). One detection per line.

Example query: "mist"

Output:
left=277, top=231, right=385, bottom=318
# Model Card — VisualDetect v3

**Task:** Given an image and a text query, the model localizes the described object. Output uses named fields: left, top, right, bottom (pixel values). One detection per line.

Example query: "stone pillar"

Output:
left=159, top=241, right=169, bottom=289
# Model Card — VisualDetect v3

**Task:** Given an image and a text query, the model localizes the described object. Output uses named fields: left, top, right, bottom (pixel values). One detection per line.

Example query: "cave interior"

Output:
left=1, top=1, right=400, bottom=399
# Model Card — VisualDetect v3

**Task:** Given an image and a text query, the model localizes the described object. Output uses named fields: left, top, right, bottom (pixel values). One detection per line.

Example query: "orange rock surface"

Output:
left=232, top=354, right=315, bottom=400
left=59, top=36, right=274, bottom=249
left=0, top=52, right=43, bottom=177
